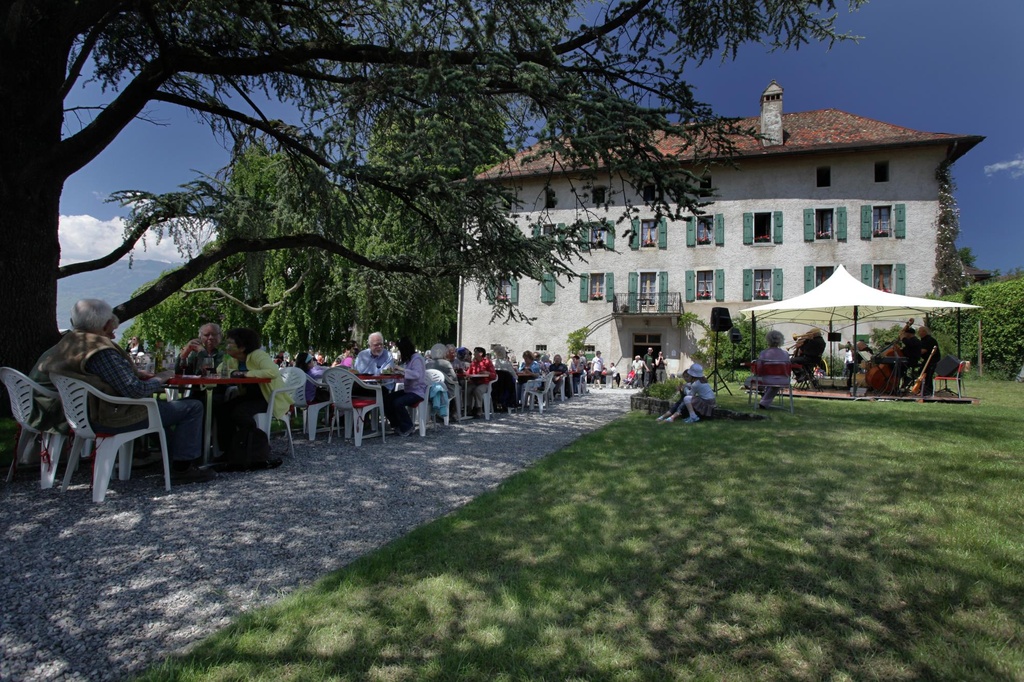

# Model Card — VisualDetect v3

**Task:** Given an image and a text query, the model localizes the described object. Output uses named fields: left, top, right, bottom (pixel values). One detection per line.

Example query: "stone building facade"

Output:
left=457, top=82, right=982, bottom=375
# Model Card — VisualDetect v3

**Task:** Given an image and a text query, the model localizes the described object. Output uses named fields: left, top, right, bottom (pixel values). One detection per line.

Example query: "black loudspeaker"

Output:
left=827, top=332, right=842, bottom=342
left=728, top=328, right=743, bottom=344
left=710, top=307, right=732, bottom=332
left=933, top=355, right=960, bottom=377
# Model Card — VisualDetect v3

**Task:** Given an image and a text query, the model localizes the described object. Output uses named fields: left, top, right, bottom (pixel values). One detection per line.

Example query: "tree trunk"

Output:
left=0, top=20, right=67, bottom=376
left=0, top=176, right=63, bottom=373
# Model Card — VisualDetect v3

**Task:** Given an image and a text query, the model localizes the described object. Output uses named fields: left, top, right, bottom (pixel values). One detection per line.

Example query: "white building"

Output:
left=457, top=82, right=982, bottom=374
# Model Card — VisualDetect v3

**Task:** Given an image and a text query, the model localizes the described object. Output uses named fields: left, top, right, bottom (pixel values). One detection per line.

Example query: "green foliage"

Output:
left=933, top=161, right=967, bottom=295
left=644, top=378, right=685, bottom=401
left=566, top=328, right=589, bottom=356
left=930, top=276, right=1024, bottom=378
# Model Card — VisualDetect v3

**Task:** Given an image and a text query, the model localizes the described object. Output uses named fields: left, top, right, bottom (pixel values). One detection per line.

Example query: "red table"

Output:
left=167, top=375, right=270, bottom=463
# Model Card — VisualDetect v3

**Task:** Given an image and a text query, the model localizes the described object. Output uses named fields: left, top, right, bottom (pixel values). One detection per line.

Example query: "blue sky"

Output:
left=60, top=0, right=1024, bottom=274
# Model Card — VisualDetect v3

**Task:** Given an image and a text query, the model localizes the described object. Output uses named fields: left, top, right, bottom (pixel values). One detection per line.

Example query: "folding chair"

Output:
left=932, top=357, right=968, bottom=398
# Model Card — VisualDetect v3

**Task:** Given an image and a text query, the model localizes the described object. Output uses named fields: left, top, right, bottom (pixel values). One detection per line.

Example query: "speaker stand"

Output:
left=710, top=331, right=732, bottom=395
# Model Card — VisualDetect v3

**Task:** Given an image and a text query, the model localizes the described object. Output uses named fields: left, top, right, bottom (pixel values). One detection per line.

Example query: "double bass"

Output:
left=865, top=318, right=913, bottom=393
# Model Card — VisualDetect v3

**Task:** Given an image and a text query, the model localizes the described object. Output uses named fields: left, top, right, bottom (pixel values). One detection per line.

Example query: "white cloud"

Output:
left=59, top=214, right=185, bottom=265
left=984, top=153, right=1024, bottom=179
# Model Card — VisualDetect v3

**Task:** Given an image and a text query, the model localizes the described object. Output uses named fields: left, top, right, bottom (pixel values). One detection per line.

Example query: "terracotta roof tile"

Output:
left=479, top=108, right=983, bottom=180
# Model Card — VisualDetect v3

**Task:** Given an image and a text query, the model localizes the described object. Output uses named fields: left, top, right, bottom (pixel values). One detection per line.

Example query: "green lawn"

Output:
left=52, top=380, right=1024, bottom=679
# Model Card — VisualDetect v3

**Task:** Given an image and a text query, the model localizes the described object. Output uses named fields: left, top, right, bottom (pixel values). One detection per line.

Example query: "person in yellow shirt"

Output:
left=214, top=327, right=292, bottom=469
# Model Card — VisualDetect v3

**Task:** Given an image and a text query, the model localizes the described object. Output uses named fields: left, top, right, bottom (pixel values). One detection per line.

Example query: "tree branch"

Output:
left=182, top=268, right=307, bottom=313
left=58, top=213, right=158, bottom=277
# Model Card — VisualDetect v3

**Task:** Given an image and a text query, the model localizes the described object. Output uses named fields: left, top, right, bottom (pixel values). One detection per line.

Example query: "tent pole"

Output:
left=851, top=306, right=859, bottom=396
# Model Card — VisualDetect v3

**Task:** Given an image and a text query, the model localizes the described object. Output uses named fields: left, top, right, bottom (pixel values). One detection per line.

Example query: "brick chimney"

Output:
left=760, top=80, right=784, bottom=147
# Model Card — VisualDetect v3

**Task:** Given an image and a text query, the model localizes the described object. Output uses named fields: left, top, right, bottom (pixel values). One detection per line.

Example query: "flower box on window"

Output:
left=590, top=294, right=604, bottom=301
left=754, top=235, right=771, bottom=243
left=642, top=239, right=656, bottom=247
left=697, top=291, right=712, bottom=300
left=873, top=229, right=891, bottom=238
left=496, top=295, right=509, bottom=302
left=816, top=231, right=832, bottom=239
left=754, top=289, right=769, bottom=300
left=696, top=236, right=712, bottom=245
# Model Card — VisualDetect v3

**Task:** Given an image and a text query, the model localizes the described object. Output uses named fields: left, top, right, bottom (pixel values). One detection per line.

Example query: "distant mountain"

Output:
left=56, top=259, right=182, bottom=331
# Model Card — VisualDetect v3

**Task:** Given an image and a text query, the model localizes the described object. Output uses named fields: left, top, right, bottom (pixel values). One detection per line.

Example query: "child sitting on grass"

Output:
left=655, top=363, right=716, bottom=424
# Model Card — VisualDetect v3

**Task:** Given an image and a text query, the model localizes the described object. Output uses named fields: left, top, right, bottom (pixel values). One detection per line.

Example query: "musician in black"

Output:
left=790, top=328, right=826, bottom=387
left=916, top=325, right=940, bottom=395
left=899, top=326, right=922, bottom=389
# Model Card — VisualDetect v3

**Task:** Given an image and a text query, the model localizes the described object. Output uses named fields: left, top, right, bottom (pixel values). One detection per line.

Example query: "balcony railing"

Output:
left=612, top=292, right=684, bottom=315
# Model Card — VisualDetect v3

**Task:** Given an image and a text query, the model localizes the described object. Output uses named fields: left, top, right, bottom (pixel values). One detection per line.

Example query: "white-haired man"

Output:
left=175, top=322, right=224, bottom=375
left=38, top=299, right=212, bottom=483
left=354, top=331, right=395, bottom=390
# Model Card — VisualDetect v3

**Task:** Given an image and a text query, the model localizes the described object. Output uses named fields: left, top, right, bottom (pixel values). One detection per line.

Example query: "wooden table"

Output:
left=167, top=375, right=270, bottom=463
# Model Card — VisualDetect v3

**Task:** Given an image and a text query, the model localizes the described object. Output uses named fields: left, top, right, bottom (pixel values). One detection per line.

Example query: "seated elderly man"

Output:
left=38, top=299, right=212, bottom=483
left=175, top=322, right=224, bottom=375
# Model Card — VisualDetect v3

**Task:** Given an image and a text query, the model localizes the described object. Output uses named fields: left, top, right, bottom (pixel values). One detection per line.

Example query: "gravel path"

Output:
left=0, top=388, right=635, bottom=681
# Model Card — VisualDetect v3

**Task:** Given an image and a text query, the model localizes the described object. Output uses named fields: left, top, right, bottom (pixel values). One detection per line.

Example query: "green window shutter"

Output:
left=743, top=212, right=753, bottom=245
left=658, top=271, right=668, bottom=311
left=486, top=284, right=496, bottom=304
left=541, top=273, right=556, bottom=303
left=685, top=270, right=695, bottom=302
left=511, top=280, right=519, bottom=304
left=804, top=265, right=814, bottom=292
left=860, top=205, right=872, bottom=240
left=861, top=264, right=872, bottom=285
left=836, top=206, right=848, bottom=241
left=630, top=219, right=640, bottom=250
left=532, top=224, right=541, bottom=238
left=556, top=222, right=566, bottom=243
left=715, top=214, right=725, bottom=246
left=714, top=269, right=725, bottom=302
left=605, top=222, right=615, bottom=250
left=895, top=263, right=906, bottom=294
left=606, top=273, right=615, bottom=301
left=894, top=203, right=906, bottom=238
left=579, top=274, right=590, bottom=302
left=686, top=217, right=696, bottom=247
left=803, top=208, right=815, bottom=241
left=773, top=211, right=784, bottom=244
left=658, top=217, right=668, bottom=249
left=742, top=268, right=753, bottom=301
left=628, top=272, right=639, bottom=312
left=581, top=226, right=590, bottom=253
left=772, top=268, right=784, bottom=301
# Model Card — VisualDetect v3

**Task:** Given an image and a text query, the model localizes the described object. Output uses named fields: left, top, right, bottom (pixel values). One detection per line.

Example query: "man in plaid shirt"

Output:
left=39, top=299, right=212, bottom=483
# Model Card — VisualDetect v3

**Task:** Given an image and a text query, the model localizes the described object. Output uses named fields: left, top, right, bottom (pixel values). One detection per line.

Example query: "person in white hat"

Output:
left=655, top=362, right=717, bottom=423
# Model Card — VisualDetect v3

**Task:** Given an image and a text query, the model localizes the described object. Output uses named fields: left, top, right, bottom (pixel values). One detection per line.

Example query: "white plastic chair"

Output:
left=522, top=373, right=554, bottom=414
left=1, top=367, right=85, bottom=489
left=322, top=367, right=386, bottom=447
left=253, top=367, right=305, bottom=458
left=50, top=374, right=171, bottom=503
left=291, top=372, right=331, bottom=441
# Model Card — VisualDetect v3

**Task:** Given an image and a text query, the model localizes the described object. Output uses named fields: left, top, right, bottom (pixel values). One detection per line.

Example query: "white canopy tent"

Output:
left=740, top=265, right=980, bottom=376
left=740, top=265, right=980, bottom=326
